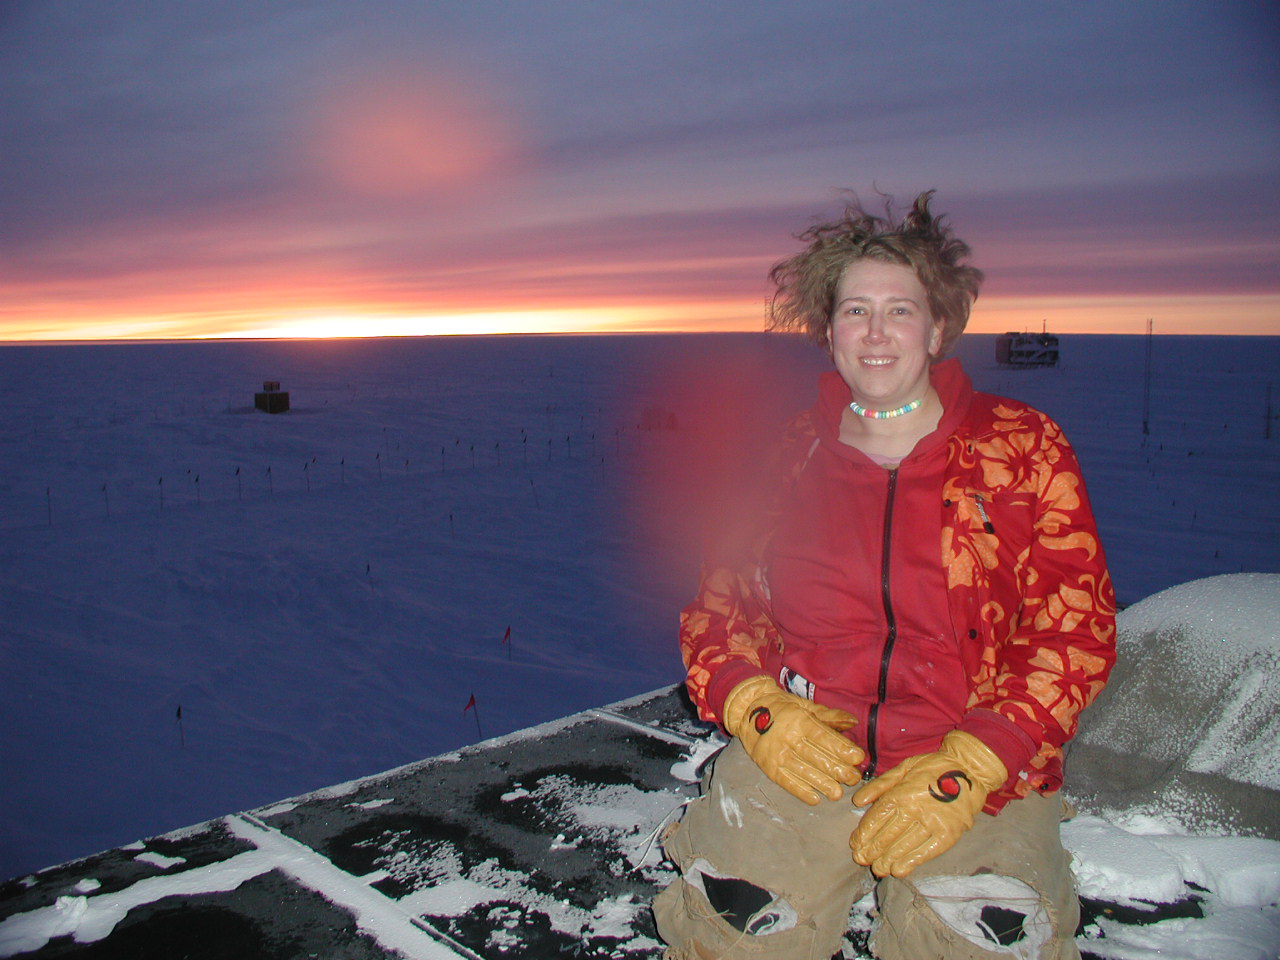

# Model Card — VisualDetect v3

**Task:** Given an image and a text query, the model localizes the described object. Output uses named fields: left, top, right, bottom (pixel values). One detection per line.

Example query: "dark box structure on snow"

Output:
left=254, top=380, right=289, bottom=414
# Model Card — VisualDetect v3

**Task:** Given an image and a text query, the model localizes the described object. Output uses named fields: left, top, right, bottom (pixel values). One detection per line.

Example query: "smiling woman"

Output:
left=829, top=260, right=941, bottom=409
left=656, top=191, right=1116, bottom=960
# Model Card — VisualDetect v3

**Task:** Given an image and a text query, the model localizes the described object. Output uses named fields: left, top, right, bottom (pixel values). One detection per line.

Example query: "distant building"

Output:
left=996, top=332, right=1059, bottom=367
left=254, top=380, right=290, bottom=413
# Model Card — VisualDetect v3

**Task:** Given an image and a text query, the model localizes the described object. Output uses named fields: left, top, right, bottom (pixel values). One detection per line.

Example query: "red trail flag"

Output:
left=463, top=693, right=483, bottom=738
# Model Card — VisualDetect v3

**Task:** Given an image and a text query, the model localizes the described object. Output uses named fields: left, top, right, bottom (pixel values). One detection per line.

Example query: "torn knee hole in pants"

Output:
left=686, top=858, right=799, bottom=936
left=912, top=875, right=1053, bottom=958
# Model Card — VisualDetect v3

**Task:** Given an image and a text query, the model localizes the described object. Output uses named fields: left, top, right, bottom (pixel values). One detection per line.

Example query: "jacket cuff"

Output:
left=705, top=662, right=773, bottom=728
left=957, top=709, right=1039, bottom=787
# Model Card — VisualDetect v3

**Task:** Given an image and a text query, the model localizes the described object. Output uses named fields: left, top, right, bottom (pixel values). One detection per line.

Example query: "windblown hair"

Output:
left=767, top=190, right=984, bottom=357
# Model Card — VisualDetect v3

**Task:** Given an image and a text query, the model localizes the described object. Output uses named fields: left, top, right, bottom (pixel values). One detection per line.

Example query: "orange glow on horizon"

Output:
left=0, top=301, right=765, bottom=342
left=197, top=306, right=753, bottom=340
left=0, top=295, right=1276, bottom=342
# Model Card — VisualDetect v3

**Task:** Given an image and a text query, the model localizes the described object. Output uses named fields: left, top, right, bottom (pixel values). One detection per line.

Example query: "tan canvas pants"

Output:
left=654, top=739, right=1080, bottom=960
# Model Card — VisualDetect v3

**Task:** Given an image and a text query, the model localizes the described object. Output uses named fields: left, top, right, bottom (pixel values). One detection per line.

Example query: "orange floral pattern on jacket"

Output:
left=679, top=391, right=1116, bottom=810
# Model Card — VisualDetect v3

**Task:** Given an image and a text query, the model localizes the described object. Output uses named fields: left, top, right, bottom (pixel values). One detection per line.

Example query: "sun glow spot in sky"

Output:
left=303, top=63, right=525, bottom=199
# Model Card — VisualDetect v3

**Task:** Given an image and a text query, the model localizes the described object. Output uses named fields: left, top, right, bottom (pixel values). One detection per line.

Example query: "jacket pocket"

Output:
left=963, top=489, right=1033, bottom=544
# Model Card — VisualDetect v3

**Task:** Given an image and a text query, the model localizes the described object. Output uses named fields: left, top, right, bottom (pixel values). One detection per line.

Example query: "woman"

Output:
left=654, top=192, right=1116, bottom=960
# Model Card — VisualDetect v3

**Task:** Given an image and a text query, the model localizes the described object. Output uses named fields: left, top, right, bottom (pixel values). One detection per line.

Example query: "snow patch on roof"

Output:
left=1121, top=573, right=1280, bottom=654
left=1101, top=573, right=1280, bottom=791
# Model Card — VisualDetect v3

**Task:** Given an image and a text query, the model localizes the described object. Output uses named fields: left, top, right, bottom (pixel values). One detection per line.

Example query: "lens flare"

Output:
left=303, top=64, right=523, bottom=197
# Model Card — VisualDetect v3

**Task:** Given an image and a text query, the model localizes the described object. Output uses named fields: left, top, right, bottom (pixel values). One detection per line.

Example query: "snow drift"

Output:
left=1067, top=573, right=1280, bottom=840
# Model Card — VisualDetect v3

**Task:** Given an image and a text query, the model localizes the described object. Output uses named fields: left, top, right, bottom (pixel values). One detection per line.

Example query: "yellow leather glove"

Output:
left=722, top=675, right=865, bottom=805
left=850, top=730, right=1007, bottom=878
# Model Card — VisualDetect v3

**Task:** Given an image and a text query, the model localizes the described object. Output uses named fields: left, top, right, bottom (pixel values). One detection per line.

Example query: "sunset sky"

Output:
left=2, top=0, right=1277, bottom=341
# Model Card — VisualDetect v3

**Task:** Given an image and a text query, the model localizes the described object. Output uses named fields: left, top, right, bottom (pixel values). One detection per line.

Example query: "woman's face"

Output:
left=827, top=258, right=943, bottom=408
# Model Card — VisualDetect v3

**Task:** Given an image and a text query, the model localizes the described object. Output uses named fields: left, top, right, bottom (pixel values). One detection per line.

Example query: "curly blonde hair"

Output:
left=767, top=190, right=983, bottom=357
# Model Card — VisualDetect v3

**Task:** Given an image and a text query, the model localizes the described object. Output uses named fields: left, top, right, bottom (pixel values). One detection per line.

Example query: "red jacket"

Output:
left=679, top=359, right=1116, bottom=812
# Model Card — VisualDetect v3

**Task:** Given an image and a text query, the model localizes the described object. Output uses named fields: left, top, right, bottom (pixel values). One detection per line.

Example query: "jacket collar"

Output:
left=814, top=357, right=975, bottom=463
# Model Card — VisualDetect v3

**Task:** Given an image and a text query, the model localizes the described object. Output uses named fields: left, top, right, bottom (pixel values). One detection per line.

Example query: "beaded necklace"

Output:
left=848, top=396, right=924, bottom=420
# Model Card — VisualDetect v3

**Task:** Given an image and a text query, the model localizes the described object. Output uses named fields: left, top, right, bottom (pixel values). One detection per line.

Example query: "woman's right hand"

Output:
left=722, top=675, right=865, bottom=804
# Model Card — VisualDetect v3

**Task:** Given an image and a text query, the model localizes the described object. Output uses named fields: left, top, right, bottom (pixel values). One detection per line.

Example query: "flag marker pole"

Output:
left=464, top=694, right=483, bottom=739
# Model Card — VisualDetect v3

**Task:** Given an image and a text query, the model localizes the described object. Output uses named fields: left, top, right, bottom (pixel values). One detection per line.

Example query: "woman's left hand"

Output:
left=849, top=731, right=1006, bottom=878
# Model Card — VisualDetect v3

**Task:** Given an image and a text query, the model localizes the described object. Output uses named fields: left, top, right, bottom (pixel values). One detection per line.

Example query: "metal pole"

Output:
left=1142, top=319, right=1153, bottom=436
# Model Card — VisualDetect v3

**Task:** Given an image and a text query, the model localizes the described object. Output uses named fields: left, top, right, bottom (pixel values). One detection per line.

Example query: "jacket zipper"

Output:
left=867, top=467, right=898, bottom=776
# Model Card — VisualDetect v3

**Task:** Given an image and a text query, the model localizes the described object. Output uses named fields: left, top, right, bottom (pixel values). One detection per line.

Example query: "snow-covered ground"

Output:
left=1064, top=573, right=1280, bottom=959
left=1, top=332, right=1278, bottom=956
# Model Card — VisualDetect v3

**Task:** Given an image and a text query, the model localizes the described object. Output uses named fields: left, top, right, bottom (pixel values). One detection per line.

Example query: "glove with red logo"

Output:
left=722, top=675, right=865, bottom=805
left=850, top=730, right=1008, bottom=877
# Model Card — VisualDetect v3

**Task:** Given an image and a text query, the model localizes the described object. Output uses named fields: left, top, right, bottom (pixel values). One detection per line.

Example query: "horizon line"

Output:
left=2, top=329, right=1276, bottom=348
